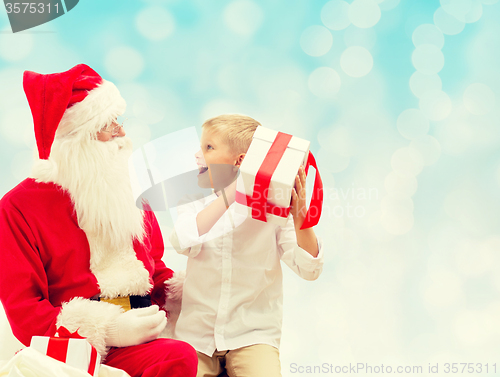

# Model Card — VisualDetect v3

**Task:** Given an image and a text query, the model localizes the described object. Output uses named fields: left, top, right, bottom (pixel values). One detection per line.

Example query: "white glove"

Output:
left=105, top=305, right=167, bottom=348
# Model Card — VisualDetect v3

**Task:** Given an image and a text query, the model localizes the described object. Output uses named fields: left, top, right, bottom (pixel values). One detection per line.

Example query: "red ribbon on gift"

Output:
left=300, top=150, right=323, bottom=229
left=45, top=327, right=98, bottom=376
left=57, top=326, right=85, bottom=339
left=235, top=190, right=291, bottom=218
left=236, top=131, right=323, bottom=229
left=251, top=132, right=292, bottom=222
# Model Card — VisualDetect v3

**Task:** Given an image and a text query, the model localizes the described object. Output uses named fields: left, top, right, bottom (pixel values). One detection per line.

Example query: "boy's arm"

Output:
left=276, top=216, right=324, bottom=281
left=169, top=184, right=235, bottom=256
left=195, top=179, right=237, bottom=236
left=277, top=165, right=323, bottom=281
left=291, top=166, right=319, bottom=257
left=169, top=195, right=206, bottom=257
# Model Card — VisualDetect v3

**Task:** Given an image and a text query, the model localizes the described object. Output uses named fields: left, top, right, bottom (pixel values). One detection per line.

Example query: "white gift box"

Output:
left=30, top=335, right=100, bottom=376
left=235, top=127, right=310, bottom=226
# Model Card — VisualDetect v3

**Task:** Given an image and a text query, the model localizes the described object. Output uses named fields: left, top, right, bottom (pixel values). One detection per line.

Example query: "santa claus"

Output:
left=0, top=64, right=197, bottom=377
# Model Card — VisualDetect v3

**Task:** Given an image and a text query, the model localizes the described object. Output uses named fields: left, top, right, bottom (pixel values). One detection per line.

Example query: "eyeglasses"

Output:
left=101, top=116, right=127, bottom=137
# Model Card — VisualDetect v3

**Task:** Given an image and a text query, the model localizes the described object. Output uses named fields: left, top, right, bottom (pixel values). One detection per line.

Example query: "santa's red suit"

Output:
left=0, top=65, right=197, bottom=377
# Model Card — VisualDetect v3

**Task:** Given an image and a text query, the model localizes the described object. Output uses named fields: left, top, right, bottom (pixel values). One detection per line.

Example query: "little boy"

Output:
left=169, top=114, right=324, bottom=377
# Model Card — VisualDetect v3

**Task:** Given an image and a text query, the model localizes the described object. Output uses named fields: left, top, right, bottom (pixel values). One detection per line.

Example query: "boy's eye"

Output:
left=207, top=144, right=213, bottom=150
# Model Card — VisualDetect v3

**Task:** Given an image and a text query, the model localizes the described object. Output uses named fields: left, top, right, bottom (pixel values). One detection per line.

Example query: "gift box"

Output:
left=30, top=328, right=100, bottom=376
left=235, top=126, right=323, bottom=228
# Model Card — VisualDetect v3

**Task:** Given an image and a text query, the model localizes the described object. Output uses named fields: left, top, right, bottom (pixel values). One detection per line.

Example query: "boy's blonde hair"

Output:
left=202, top=114, right=261, bottom=155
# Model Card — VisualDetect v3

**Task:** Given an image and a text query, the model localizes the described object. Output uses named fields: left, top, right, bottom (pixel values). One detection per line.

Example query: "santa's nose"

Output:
left=116, top=126, right=126, bottom=137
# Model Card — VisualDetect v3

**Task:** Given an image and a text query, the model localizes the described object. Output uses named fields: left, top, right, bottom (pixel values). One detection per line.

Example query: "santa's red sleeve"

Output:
left=145, top=209, right=174, bottom=310
left=0, top=189, right=123, bottom=357
left=0, top=201, right=60, bottom=345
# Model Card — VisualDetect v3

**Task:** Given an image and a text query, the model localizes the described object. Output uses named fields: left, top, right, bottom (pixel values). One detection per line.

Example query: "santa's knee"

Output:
left=174, top=340, right=198, bottom=364
left=156, top=339, right=198, bottom=367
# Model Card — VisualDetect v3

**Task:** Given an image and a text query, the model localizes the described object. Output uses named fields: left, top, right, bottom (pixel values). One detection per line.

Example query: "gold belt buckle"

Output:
left=100, top=296, right=131, bottom=311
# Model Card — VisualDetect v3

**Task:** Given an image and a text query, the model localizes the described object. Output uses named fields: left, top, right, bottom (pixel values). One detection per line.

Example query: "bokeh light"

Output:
left=135, top=6, right=175, bottom=41
left=435, top=116, right=474, bottom=155
left=308, top=67, right=341, bottom=98
left=223, top=0, right=264, bottom=37
left=496, top=162, right=500, bottom=187
left=321, top=0, right=351, bottom=31
left=440, top=0, right=483, bottom=23
left=317, top=125, right=356, bottom=157
left=463, top=82, right=495, bottom=115
left=391, top=147, right=424, bottom=177
left=344, top=26, right=377, bottom=50
left=10, top=150, right=33, bottom=182
left=300, top=25, right=333, bottom=57
left=409, top=71, right=443, bottom=99
left=133, top=96, right=166, bottom=125
left=379, top=0, right=401, bottom=11
left=421, top=270, right=463, bottom=308
left=412, top=24, right=445, bottom=49
left=348, top=0, right=382, bottom=29
left=412, top=44, right=445, bottom=75
left=0, top=68, right=25, bottom=114
left=454, top=310, right=492, bottom=346
left=381, top=195, right=414, bottom=214
left=409, top=135, right=441, bottom=166
left=0, top=106, right=33, bottom=146
left=434, top=7, right=466, bottom=35
left=200, top=99, right=247, bottom=123
left=340, top=46, right=373, bottom=77
left=122, top=118, right=152, bottom=149
left=455, top=238, right=496, bottom=276
left=442, top=187, right=490, bottom=236
left=384, top=171, right=418, bottom=198
left=396, top=108, right=430, bottom=140
left=419, top=89, right=452, bottom=121
left=317, top=147, right=350, bottom=173
left=381, top=206, right=414, bottom=234
left=0, top=27, right=33, bottom=61
left=104, top=46, right=145, bottom=81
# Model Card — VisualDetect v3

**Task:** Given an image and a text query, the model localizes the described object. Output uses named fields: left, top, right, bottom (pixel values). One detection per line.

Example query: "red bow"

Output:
left=56, top=326, right=84, bottom=339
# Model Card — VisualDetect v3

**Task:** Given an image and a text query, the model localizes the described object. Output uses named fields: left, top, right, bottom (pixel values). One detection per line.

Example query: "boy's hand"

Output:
left=291, top=166, right=307, bottom=228
left=291, top=165, right=319, bottom=257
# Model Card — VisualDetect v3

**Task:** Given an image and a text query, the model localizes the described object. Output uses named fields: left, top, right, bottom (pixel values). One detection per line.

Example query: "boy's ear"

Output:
left=235, top=153, right=246, bottom=167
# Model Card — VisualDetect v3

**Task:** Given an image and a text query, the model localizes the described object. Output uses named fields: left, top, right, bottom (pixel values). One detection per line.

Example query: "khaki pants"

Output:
left=197, top=344, right=282, bottom=377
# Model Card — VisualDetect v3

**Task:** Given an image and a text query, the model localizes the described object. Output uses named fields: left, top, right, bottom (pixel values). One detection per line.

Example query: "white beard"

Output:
left=49, top=135, right=145, bottom=247
left=31, top=135, right=152, bottom=298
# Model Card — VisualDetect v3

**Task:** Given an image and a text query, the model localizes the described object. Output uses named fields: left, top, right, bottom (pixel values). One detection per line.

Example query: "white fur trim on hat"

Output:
left=56, top=297, right=123, bottom=357
left=56, top=80, right=126, bottom=138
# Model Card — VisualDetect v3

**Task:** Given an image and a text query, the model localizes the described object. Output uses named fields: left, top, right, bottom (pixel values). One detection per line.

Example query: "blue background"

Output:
left=1, top=0, right=500, bottom=374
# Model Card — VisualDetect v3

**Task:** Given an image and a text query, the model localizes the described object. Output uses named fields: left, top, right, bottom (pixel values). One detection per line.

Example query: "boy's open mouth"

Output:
left=198, top=165, right=208, bottom=175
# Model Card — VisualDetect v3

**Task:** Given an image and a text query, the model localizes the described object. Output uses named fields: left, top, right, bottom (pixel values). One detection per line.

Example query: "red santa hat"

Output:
left=23, top=64, right=126, bottom=160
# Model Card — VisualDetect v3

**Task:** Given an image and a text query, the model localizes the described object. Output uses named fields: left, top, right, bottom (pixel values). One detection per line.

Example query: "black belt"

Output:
left=90, top=294, right=152, bottom=311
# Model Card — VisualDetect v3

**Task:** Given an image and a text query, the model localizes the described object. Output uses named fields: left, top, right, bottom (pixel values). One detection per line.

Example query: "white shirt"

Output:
left=169, top=193, right=324, bottom=356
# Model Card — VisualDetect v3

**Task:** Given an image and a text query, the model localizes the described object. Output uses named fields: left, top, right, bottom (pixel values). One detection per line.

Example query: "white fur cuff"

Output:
left=56, top=297, right=123, bottom=357
left=161, top=270, right=185, bottom=339
left=165, top=270, right=185, bottom=301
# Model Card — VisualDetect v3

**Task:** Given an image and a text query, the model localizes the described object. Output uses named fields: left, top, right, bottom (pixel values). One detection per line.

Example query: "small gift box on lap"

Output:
left=235, top=126, right=323, bottom=228
left=30, top=327, right=100, bottom=376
